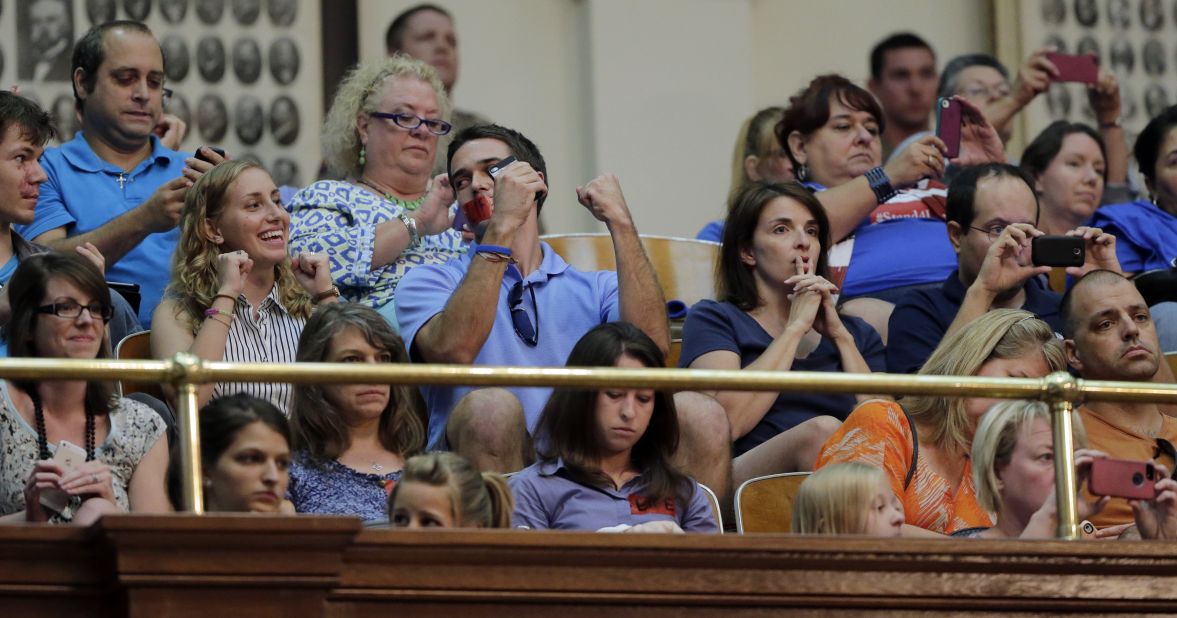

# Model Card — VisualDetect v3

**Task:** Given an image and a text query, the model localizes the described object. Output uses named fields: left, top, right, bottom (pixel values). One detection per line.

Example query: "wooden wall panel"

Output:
left=3, top=516, right=1177, bottom=616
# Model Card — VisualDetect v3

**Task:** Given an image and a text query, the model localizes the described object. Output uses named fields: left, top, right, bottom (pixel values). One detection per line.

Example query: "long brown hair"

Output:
left=718, top=182, right=831, bottom=311
left=288, top=303, right=426, bottom=460
left=4, top=252, right=114, bottom=415
left=533, top=322, right=690, bottom=506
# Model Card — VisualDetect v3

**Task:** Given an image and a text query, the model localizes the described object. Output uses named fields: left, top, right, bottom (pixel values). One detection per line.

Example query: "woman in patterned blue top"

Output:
left=286, top=303, right=426, bottom=520
left=288, top=55, right=466, bottom=329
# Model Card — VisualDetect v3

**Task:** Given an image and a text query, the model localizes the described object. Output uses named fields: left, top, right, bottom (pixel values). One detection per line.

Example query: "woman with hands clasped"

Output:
left=0, top=253, right=170, bottom=524
left=679, top=182, right=883, bottom=487
left=153, top=160, right=339, bottom=412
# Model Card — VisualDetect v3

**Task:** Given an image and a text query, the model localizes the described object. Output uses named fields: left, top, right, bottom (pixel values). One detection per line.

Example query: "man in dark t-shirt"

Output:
left=887, top=163, right=1119, bottom=373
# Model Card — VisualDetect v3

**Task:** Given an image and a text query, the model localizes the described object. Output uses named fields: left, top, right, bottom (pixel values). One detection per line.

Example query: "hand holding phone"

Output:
left=1088, top=458, right=1159, bottom=501
left=1046, top=53, right=1099, bottom=84
left=1031, top=235, right=1085, bottom=267
left=194, top=146, right=227, bottom=164
left=38, top=441, right=87, bottom=513
left=935, top=98, right=962, bottom=159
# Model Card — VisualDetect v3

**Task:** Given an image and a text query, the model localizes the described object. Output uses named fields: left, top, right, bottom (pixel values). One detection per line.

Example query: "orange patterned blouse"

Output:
left=815, top=400, right=994, bottom=535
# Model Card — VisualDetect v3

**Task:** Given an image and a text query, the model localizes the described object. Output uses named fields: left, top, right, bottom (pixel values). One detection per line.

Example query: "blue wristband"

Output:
left=475, top=244, right=512, bottom=257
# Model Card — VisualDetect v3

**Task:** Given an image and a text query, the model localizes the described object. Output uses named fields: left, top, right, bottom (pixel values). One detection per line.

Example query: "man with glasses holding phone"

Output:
left=16, top=21, right=222, bottom=327
left=396, top=124, right=671, bottom=474
left=886, top=163, right=1119, bottom=373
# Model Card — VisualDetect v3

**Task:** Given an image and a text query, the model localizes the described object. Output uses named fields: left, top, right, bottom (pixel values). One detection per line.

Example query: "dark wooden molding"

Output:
left=4, top=517, right=1177, bottom=615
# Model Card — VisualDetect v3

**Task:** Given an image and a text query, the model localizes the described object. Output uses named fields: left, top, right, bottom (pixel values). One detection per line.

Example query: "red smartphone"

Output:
left=935, top=97, right=961, bottom=158
left=1047, top=53, right=1098, bottom=84
left=1088, top=458, right=1158, bottom=501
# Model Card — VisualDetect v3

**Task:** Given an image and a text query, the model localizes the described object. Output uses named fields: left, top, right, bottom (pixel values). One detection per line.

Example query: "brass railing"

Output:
left=6, top=355, right=1177, bottom=539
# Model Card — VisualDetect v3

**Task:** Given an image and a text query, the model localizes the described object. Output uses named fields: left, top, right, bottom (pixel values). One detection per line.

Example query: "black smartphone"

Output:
left=1032, top=235, right=1085, bottom=267
left=935, top=97, right=962, bottom=158
left=488, top=155, right=517, bottom=178
left=194, top=146, right=226, bottom=163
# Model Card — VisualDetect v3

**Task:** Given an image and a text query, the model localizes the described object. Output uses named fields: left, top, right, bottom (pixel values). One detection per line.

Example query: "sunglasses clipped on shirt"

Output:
left=508, top=281, right=538, bottom=347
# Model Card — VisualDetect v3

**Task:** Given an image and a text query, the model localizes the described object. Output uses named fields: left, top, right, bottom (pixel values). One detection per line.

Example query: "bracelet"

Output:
left=475, top=244, right=512, bottom=257
left=474, top=244, right=514, bottom=264
left=397, top=212, right=420, bottom=247
left=865, top=166, right=897, bottom=203
left=212, top=293, right=238, bottom=305
left=476, top=251, right=515, bottom=264
left=204, top=306, right=232, bottom=319
left=1098, top=118, right=1122, bottom=129
left=313, top=285, right=341, bottom=304
left=204, top=314, right=231, bottom=328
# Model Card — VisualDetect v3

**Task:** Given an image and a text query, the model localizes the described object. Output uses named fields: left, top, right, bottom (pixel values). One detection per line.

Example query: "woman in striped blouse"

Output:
left=152, top=160, right=339, bottom=412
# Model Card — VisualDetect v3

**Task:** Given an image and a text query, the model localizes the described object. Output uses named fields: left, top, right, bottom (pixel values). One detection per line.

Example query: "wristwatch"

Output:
left=865, top=166, right=897, bottom=204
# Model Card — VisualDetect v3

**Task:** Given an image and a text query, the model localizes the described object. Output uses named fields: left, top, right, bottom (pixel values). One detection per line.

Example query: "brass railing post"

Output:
left=1044, top=371, right=1081, bottom=539
left=173, top=353, right=205, bottom=514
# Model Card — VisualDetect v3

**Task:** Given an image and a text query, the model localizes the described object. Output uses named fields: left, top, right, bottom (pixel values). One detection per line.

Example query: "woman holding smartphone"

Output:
left=0, top=254, right=170, bottom=524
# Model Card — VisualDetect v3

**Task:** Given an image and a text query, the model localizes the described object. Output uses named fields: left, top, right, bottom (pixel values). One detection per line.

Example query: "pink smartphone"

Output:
left=1047, top=53, right=1098, bottom=84
left=1088, top=458, right=1158, bottom=501
left=935, top=97, right=961, bottom=158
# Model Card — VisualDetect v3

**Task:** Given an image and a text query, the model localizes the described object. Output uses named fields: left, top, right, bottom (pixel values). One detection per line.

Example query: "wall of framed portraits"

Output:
left=998, top=0, right=1175, bottom=159
left=0, top=0, right=323, bottom=189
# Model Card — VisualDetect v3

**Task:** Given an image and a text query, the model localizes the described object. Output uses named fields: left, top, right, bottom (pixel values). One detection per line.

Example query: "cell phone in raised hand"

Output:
left=1031, top=235, right=1085, bottom=267
left=935, top=97, right=962, bottom=159
left=1047, top=53, right=1099, bottom=84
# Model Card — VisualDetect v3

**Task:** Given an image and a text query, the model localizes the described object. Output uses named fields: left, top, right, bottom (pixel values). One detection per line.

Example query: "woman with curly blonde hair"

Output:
left=288, top=54, right=465, bottom=330
left=152, top=160, right=339, bottom=411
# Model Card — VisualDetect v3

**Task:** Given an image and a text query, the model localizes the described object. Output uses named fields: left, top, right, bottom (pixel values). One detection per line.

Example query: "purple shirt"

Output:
left=508, top=458, right=719, bottom=533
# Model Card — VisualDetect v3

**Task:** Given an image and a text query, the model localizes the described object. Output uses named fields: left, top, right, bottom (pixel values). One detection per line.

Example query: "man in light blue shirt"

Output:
left=396, top=124, right=670, bottom=472
left=16, top=21, right=221, bottom=326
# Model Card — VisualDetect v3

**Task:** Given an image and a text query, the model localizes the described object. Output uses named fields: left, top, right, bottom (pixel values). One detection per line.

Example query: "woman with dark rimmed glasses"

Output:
left=287, top=54, right=466, bottom=331
left=0, top=253, right=171, bottom=525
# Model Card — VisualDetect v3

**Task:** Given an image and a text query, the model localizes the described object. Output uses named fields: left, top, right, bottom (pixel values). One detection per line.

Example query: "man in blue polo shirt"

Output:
left=16, top=21, right=222, bottom=327
left=396, top=124, right=671, bottom=472
left=887, top=163, right=1121, bottom=373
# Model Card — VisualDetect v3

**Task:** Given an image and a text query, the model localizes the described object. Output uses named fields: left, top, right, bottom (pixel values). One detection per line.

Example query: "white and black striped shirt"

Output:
left=213, top=285, right=305, bottom=413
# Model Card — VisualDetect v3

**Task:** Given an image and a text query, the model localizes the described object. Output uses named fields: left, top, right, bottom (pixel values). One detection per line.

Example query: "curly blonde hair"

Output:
left=167, top=160, right=312, bottom=331
left=322, top=54, right=451, bottom=179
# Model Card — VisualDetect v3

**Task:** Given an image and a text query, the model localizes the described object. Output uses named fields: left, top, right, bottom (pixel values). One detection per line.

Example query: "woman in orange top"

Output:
left=816, top=309, right=1066, bottom=535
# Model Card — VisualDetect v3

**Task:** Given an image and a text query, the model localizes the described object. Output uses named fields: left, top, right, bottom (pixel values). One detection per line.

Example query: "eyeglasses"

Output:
left=958, top=83, right=1011, bottom=101
left=36, top=300, right=114, bottom=322
left=368, top=111, right=453, bottom=136
left=967, top=224, right=1008, bottom=242
left=508, top=282, right=538, bottom=347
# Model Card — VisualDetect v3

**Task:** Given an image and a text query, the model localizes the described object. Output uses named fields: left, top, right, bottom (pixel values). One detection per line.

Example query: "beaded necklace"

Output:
left=356, top=178, right=427, bottom=211
left=32, top=390, right=96, bottom=462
